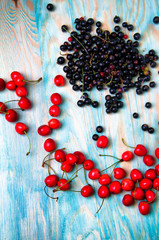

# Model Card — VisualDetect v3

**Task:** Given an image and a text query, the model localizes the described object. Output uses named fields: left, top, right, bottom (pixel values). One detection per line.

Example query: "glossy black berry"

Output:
left=96, top=21, right=102, bottom=27
left=141, top=124, right=148, bottom=131
left=61, top=25, right=68, bottom=32
left=47, top=3, right=55, bottom=11
left=114, top=25, right=121, bottom=32
left=117, top=101, right=123, bottom=108
left=150, top=61, right=157, bottom=68
left=122, top=22, right=127, bottom=28
left=149, top=81, right=156, bottom=88
left=133, top=112, right=139, bottom=119
left=148, top=127, right=155, bottom=134
left=133, top=33, right=141, bottom=40
left=127, top=24, right=134, bottom=31
left=77, top=100, right=84, bottom=107
left=136, top=88, right=143, bottom=95
left=142, top=85, right=149, bottom=92
left=85, top=98, right=92, bottom=105
left=113, top=16, right=120, bottom=23
left=72, top=85, right=79, bottom=91
left=57, top=57, right=65, bottom=65
left=92, top=101, right=99, bottom=108
left=153, top=16, right=159, bottom=24
left=111, top=106, right=118, bottom=113
left=87, top=18, right=94, bottom=25
left=149, top=49, right=155, bottom=56
left=82, top=93, right=88, bottom=99
left=106, top=108, right=111, bottom=114
left=96, top=126, right=103, bottom=133
left=116, top=92, right=122, bottom=99
left=92, top=134, right=99, bottom=141
left=145, top=102, right=152, bottom=108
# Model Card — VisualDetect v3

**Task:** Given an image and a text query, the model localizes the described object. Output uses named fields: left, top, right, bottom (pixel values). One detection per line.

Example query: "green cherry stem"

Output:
left=44, top=185, right=58, bottom=201
left=99, top=154, right=121, bottom=161
left=0, top=100, right=19, bottom=111
left=84, top=168, right=89, bottom=185
left=122, top=138, right=135, bottom=149
left=44, top=162, right=56, bottom=175
left=53, top=175, right=78, bottom=192
left=24, top=131, right=31, bottom=156
left=100, top=161, right=121, bottom=173
left=96, top=199, right=105, bottom=214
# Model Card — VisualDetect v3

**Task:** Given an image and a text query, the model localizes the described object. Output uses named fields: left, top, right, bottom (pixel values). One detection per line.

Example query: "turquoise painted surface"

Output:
left=0, top=0, right=159, bottom=239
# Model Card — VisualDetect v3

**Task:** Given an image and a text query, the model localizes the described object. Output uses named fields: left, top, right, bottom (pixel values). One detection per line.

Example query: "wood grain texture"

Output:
left=0, top=0, right=159, bottom=239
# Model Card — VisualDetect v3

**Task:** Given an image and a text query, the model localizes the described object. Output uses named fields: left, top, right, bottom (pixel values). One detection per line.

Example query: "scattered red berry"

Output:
left=143, top=155, right=155, bottom=166
left=61, top=161, right=73, bottom=173
left=83, top=160, right=95, bottom=170
left=50, top=93, right=62, bottom=105
left=48, top=118, right=61, bottom=129
left=54, top=75, right=65, bottom=87
left=109, top=181, right=121, bottom=194
left=138, top=201, right=150, bottom=215
left=38, top=125, right=52, bottom=136
left=145, top=190, right=156, bottom=203
left=54, top=149, right=66, bottom=162
left=44, top=138, right=56, bottom=152
left=145, top=169, right=157, bottom=180
left=114, top=168, right=126, bottom=179
left=5, top=109, right=18, bottom=122
left=130, top=169, right=143, bottom=182
left=49, top=105, right=60, bottom=117
left=98, top=174, right=111, bottom=185
left=98, top=186, right=109, bottom=198
left=153, top=178, right=159, bottom=190
left=45, top=175, right=59, bottom=187
left=155, top=148, right=159, bottom=159
left=88, top=168, right=100, bottom=180
left=74, top=151, right=85, bottom=164
left=57, top=179, right=69, bottom=191
left=131, top=187, right=145, bottom=200
left=15, top=122, right=27, bottom=134
left=121, top=178, right=135, bottom=191
left=11, top=71, right=21, bottom=80
left=134, top=144, right=147, bottom=156
left=96, top=135, right=108, bottom=148
left=124, top=34, right=128, bottom=39
left=122, top=194, right=134, bottom=206
left=6, top=81, right=16, bottom=91
left=18, top=97, right=31, bottom=110
left=155, top=164, right=159, bottom=175
left=0, top=102, right=7, bottom=114
left=66, top=153, right=78, bottom=165
left=68, top=37, right=72, bottom=42
left=81, top=185, right=94, bottom=197
left=16, top=86, right=27, bottom=97
left=139, top=178, right=153, bottom=190
left=0, top=78, right=6, bottom=91
left=14, top=75, right=25, bottom=87
left=122, top=151, right=133, bottom=161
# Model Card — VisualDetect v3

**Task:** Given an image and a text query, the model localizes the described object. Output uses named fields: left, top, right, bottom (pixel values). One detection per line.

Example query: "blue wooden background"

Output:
left=0, top=0, right=159, bottom=239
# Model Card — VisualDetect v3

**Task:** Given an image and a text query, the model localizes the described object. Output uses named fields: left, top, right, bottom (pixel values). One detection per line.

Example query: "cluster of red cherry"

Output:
left=0, top=72, right=42, bottom=155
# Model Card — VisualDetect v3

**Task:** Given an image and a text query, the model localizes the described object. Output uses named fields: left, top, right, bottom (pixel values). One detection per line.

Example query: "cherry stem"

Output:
left=44, top=162, right=56, bottom=175
left=24, top=131, right=31, bottom=156
left=122, top=138, right=135, bottom=149
left=55, top=189, right=80, bottom=192
left=83, top=168, right=89, bottom=185
left=60, top=160, right=69, bottom=180
left=0, top=110, right=7, bottom=114
left=100, top=160, right=121, bottom=173
left=96, top=199, right=105, bottom=214
left=24, top=77, right=42, bottom=84
left=42, top=152, right=55, bottom=167
left=53, top=175, right=78, bottom=192
left=47, top=153, right=51, bottom=175
left=42, top=157, right=54, bottom=166
left=110, top=162, right=120, bottom=176
left=8, top=108, right=24, bottom=111
left=44, top=185, right=58, bottom=201
left=99, top=154, right=121, bottom=161
left=0, top=100, right=19, bottom=111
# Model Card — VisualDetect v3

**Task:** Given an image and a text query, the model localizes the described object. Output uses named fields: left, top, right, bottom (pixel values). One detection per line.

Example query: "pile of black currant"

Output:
left=57, top=16, right=158, bottom=114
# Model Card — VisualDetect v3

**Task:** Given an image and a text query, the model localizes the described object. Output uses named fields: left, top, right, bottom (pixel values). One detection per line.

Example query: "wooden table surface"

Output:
left=0, top=0, right=159, bottom=239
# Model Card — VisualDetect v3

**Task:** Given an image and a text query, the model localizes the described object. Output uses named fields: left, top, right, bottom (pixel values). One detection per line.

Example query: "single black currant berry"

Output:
left=153, top=16, right=159, bottom=24
left=127, top=24, right=134, bottom=31
left=148, top=127, right=155, bottom=134
left=133, top=33, right=141, bottom=40
left=96, top=21, right=102, bottom=27
left=47, top=3, right=55, bottom=11
left=116, top=92, right=122, bottom=99
left=106, top=108, right=111, bottom=114
left=61, top=25, right=68, bottom=32
left=96, top=126, right=103, bottom=133
left=133, top=112, right=139, bottom=119
left=149, top=81, right=156, bottom=88
left=113, top=16, right=120, bottom=23
left=85, top=98, right=92, bottom=105
left=92, top=101, right=99, bottom=108
left=122, top=22, right=127, bottom=28
left=92, top=134, right=99, bottom=141
left=141, top=124, right=148, bottom=131
left=77, top=100, right=84, bottom=107
left=145, top=102, right=152, bottom=108
left=142, top=85, right=149, bottom=92
left=150, top=61, right=157, bottom=68
left=149, top=49, right=155, bottom=56
left=57, top=56, right=65, bottom=65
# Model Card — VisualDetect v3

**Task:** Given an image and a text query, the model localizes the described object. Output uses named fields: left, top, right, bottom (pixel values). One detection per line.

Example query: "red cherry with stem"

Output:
left=145, top=169, right=157, bottom=180
left=54, top=149, right=66, bottom=162
left=130, top=169, right=143, bottom=182
left=81, top=185, right=94, bottom=197
left=96, top=135, right=108, bottom=148
left=57, top=179, right=69, bottom=191
left=11, top=71, right=21, bottom=80
left=114, top=168, right=126, bottom=179
left=0, top=78, right=6, bottom=91
left=122, top=151, right=133, bottom=161
left=145, top=190, right=156, bottom=203
left=44, top=175, right=59, bottom=187
left=131, top=187, right=145, bottom=200
left=16, top=86, right=27, bottom=97
left=66, top=153, right=78, bottom=165
left=6, top=81, right=16, bottom=91
left=109, top=181, right=121, bottom=194
left=5, top=109, right=18, bottom=122
left=155, top=148, right=159, bottom=159
left=122, top=138, right=147, bottom=156
left=14, top=75, right=25, bottom=86
left=48, top=118, right=61, bottom=129
left=18, top=97, right=31, bottom=110
left=38, top=125, right=52, bottom=136
left=153, top=178, right=159, bottom=190
left=138, top=201, right=150, bottom=215
left=49, top=105, right=60, bottom=117
left=61, top=161, right=73, bottom=173
left=98, top=174, right=111, bottom=185
left=121, top=178, right=135, bottom=191
left=54, top=75, right=65, bottom=86
left=155, top=164, right=159, bottom=175
left=74, top=151, right=85, bottom=164
left=139, top=178, right=153, bottom=190
left=88, top=168, right=100, bottom=180
left=83, top=160, right=95, bottom=170
left=44, top=138, right=56, bottom=152
left=122, top=194, right=134, bottom=206
left=98, top=186, right=109, bottom=198
left=0, top=102, right=7, bottom=114
left=15, top=122, right=31, bottom=155
left=143, top=155, right=155, bottom=166
left=50, top=93, right=62, bottom=105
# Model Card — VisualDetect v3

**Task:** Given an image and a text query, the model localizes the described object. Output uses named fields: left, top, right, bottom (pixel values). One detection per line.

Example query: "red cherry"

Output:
left=57, top=179, right=69, bottom=191
left=98, top=174, right=111, bottom=185
left=0, top=102, right=7, bottom=114
left=131, top=187, right=145, bottom=200
left=38, top=125, right=52, bottom=136
left=100, top=72, right=105, bottom=77
left=48, top=118, right=61, bottom=129
left=18, top=97, right=31, bottom=109
left=74, top=151, right=85, bottom=164
left=15, top=122, right=27, bottom=134
left=121, top=178, right=135, bottom=191
left=155, top=164, right=159, bottom=175
left=54, top=75, right=65, bottom=87
left=140, top=178, right=153, bottom=190
left=153, top=178, right=159, bottom=190
left=44, top=138, right=56, bottom=152
left=122, top=194, right=134, bottom=206
left=6, top=81, right=16, bottom=91
left=145, top=169, right=157, bottom=180
left=50, top=93, right=62, bottom=105
left=16, top=86, right=27, bottom=97
left=45, top=175, right=59, bottom=187
left=96, top=135, right=108, bottom=148
left=109, top=181, right=121, bottom=194
left=54, top=149, right=66, bottom=162
left=155, top=148, right=159, bottom=159
left=68, top=37, right=72, bottom=42
left=114, top=168, right=126, bottom=179
left=49, top=105, right=60, bottom=117
left=124, top=34, right=128, bottom=39
left=88, top=168, right=100, bottom=180
left=98, top=186, right=109, bottom=198
left=0, top=78, right=6, bottom=91
left=134, top=144, right=147, bottom=156
left=122, top=151, right=133, bottom=161
left=5, top=109, right=18, bottom=122
left=14, top=75, right=25, bottom=86
left=145, top=190, right=156, bottom=203
left=130, top=169, right=143, bottom=182
left=143, top=155, right=155, bottom=166
left=66, top=153, right=78, bottom=165
left=61, top=161, right=73, bottom=173
left=138, top=201, right=150, bottom=215
left=11, top=71, right=21, bottom=80
left=83, top=160, right=95, bottom=170
left=81, top=185, right=94, bottom=197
